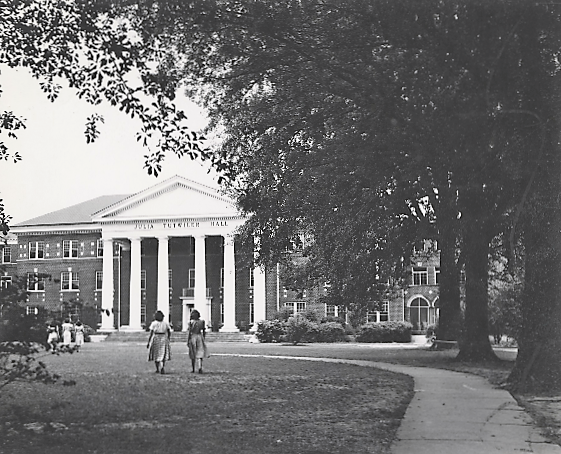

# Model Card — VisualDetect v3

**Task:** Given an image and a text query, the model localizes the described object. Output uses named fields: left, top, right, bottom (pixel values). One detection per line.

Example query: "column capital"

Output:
left=156, top=235, right=170, bottom=241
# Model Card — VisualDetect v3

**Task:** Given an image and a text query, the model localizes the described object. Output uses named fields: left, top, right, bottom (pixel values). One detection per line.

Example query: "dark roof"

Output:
left=15, top=195, right=129, bottom=227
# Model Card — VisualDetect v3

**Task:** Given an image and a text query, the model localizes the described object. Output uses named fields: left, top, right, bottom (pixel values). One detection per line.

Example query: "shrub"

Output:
left=314, top=322, right=347, bottom=343
left=355, top=322, right=413, bottom=343
left=255, top=319, right=286, bottom=343
left=285, top=316, right=312, bottom=345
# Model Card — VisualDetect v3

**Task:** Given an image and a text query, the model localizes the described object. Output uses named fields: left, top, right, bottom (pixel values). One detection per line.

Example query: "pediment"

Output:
left=92, top=176, right=239, bottom=222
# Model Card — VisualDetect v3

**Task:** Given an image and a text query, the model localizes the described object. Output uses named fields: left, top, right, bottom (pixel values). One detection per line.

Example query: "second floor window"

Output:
left=141, top=270, right=147, bottom=290
left=435, top=267, right=440, bottom=285
left=27, top=272, right=45, bottom=291
left=63, top=240, right=79, bottom=258
left=97, top=239, right=103, bottom=257
left=2, top=247, right=11, bottom=263
left=249, top=268, right=255, bottom=288
left=188, top=269, right=195, bottom=288
left=169, top=269, right=173, bottom=289
left=29, top=241, right=45, bottom=259
left=412, top=267, right=428, bottom=286
left=61, top=271, right=79, bottom=290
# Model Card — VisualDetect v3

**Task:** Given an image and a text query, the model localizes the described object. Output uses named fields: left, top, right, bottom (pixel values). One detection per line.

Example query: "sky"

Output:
left=1, top=66, right=220, bottom=225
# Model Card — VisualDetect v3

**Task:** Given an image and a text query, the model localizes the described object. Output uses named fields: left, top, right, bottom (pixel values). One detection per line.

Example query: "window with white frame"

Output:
left=249, top=268, right=254, bottom=288
left=61, top=271, right=79, bottom=290
left=435, top=267, right=440, bottom=285
left=2, top=246, right=11, bottom=263
left=249, top=302, right=254, bottom=324
left=63, top=240, right=79, bottom=258
left=1, top=276, right=12, bottom=289
left=141, top=302, right=146, bottom=325
left=220, top=303, right=224, bottom=324
left=141, top=270, right=146, bottom=290
left=283, top=287, right=288, bottom=298
left=412, top=267, right=428, bottom=286
left=188, top=269, right=195, bottom=288
left=29, top=241, right=45, bottom=259
left=284, top=302, right=306, bottom=316
left=26, top=306, right=39, bottom=316
left=97, top=239, right=103, bottom=257
left=220, top=268, right=224, bottom=288
left=168, top=269, right=173, bottom=289
left=27, top=272, right=45, bottom=291
left=95, top=271, right=103, bottom=291
left=367, top=302, right=389, bottom=323
left=326, top=304, right=338, bottom=318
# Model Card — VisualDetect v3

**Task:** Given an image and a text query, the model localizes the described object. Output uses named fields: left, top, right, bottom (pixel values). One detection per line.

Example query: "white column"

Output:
left=194, top=235, right=207, bottom=319
left=251, top=264, right=267, bottom=332
left=100, top=237, right=115, bottom=331
left=128, top=237, right=143, bottom=330
left=157, top=236, right=170, bottom=322
left=220, top=235, right=239, bottom=332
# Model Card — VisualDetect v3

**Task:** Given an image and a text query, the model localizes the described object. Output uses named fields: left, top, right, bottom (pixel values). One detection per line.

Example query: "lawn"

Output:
left=0, top=342, right=414, bottom=454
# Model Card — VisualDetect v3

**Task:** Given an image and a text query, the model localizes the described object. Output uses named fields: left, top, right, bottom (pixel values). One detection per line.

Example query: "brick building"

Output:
left=2, top=176, right=440, bottom=333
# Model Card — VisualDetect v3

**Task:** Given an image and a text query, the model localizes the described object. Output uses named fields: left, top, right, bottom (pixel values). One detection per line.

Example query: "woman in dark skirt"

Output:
left=147, top=310, right=171, bottom=374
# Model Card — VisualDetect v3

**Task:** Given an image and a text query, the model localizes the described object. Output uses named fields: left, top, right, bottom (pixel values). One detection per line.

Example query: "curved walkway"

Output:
left=217, top=353, right=561, bottom=454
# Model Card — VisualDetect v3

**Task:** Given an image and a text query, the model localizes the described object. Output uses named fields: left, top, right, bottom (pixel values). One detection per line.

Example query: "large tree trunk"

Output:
left=507, top=5, right=561, bottom=393
left=436, top=188, right=462, bottom=341
left=456, top=219, right=497, bottom=361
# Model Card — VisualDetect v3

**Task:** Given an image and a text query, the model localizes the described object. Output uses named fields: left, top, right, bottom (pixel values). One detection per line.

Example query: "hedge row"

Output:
left=256, top=318, right=412, bottom=344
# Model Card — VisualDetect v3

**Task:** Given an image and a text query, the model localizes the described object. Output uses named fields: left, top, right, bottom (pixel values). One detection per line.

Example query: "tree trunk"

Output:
left=456, top=220, right=497, bottom=361
left=506, top=5, right=561, bottom=393
left=436, top=187, right=462, bottom=341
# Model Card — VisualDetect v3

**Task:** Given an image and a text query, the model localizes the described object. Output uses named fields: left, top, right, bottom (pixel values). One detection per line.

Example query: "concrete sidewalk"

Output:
left=218, top=353, right=561, bottom=454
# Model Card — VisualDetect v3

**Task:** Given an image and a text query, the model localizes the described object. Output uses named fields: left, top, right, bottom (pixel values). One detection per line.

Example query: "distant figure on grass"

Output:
left=147, top=310, right=171, bottom=374
left=74, top=321, right=85, bottom=352
left=61, top=318, right=74, bottom=347
left=46, top=322, right=60, bottom=353
left=188, top=310, right=209, bottom=374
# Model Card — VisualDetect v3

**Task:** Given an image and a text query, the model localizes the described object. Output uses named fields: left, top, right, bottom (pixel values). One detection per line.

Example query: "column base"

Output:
left=98, top=327, right=117, bottom=333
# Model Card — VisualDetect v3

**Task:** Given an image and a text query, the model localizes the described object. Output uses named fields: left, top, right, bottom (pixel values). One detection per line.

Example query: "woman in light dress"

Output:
left=61, top=318, right=74, bottom=347
left=147, top=310, right=171, bottom=374
left=46, top=322, right=60, bottom=352
left=187, top=310, right=209, bottom=374
left=74, top=321, right=85, bottom=351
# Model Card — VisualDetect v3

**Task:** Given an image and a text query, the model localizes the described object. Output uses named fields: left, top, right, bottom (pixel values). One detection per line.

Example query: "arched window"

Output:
left=409, top=297, right=430, bottom=331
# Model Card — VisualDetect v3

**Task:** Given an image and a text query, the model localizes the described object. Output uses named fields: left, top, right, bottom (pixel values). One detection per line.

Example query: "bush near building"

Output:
left=355, top=322, right=413, bottom=343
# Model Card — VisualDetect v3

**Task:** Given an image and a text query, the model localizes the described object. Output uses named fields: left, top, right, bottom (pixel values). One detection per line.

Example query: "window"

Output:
left=220, top=303, right=224, bottom=324
left=412, top=267, right=428, bottom=286
left=249, top=302, right=254, bottom=324
left=283, top=287, right=288, bottom=298
left=141, top=301, right=146, bottom=325
left=326, top=304, right=338, bottom=318
left=435, top=267, right=440, bottom=285
left=168, top=269, right=173, bottom=289
left=408, top=298, right=429, bottom=331
left=249, top=268, right=255, bottom=288
left=97, top=239, right=103, bottom=257
left=63, top=240, right=78, bottom=258
left=460, top=269, right=466, bottom=285
left=367, top=302, right=389, bottom=323
left=2, top=246, right=11, bottom=263
left=284, top=302, right=306, bottom=316
left=96, top=271, right=103, bottom=291
left=27, top=272, right=45, bottom=291
left=1, top=276, right=12, bottom=289
left=61, top=271, right=79, bottom=290
left=141, top=270, right=146, bottom=290
left=220, top=268, right=224, bottom=288
left=26, top=306, right=39, bottom=316
left=188, top=269, right=195, bottom=288
left=29, top=241, right=45, bottom=259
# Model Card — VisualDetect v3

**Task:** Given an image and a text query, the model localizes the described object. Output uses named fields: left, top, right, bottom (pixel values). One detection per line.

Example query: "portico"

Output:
left=93, top=176, right=265, bottom=332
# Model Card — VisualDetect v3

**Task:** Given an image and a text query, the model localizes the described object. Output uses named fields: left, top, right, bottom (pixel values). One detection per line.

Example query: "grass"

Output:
left=0, top=342, right=414, bottom=454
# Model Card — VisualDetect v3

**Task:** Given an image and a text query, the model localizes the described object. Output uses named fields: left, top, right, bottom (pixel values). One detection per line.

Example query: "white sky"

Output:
left=1, top=66, right=220, bottom=224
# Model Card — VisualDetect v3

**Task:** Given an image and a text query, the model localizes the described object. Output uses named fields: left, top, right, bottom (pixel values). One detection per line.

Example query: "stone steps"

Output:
left=102, top=331, right=250, bottom=343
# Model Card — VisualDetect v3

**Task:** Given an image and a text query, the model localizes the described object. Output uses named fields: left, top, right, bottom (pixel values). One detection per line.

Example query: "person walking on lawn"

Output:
left=147, top=310, right=172, bottom=374
left=188, top=310, right=209, bottom=374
